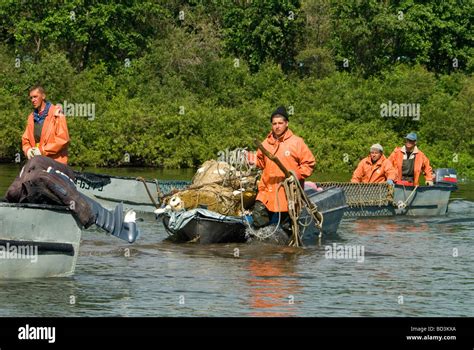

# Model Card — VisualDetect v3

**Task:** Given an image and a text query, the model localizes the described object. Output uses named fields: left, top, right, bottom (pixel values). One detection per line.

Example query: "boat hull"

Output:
left=161, top=187, right=347, bottom=245
left=345, top=185, right=455, bottom=217
left=302, top=187, right=347, bottom=237
left=0, top=203, right=82, bottom=279
left=76, top=175, right=190, bottom=213
left=163, top=212, right=247, bottom=244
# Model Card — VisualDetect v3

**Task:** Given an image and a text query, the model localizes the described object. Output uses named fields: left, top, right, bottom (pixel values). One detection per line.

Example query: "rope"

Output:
left=396, top=185, right=419, bottom=210
left=284, top=171, right=324, bottom=247
left=137, top=177, right=159, bottom=208
left=283, top=175, right=303, bottom=247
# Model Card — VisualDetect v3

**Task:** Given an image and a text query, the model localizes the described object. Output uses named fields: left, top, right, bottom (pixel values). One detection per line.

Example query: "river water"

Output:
left=0, top=164, right=473, bottom=317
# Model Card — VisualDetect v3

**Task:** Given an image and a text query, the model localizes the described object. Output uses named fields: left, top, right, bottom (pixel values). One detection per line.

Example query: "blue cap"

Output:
left=405, top=132, right=417, bottom=141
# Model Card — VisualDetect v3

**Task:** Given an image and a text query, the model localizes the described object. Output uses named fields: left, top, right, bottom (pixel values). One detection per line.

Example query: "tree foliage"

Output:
left=0, top=0, right=472, bottom=178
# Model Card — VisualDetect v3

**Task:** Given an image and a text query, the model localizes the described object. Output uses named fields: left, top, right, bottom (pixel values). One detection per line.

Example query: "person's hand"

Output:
left=386, top=179, right=395, bottom=186
left=27, top=148, right=35, bottom=159
left=426, top=181, right=434, bottom=186
left=27, top=147, right=41, bottom=159
left=54, top=105, right=65, bottom=117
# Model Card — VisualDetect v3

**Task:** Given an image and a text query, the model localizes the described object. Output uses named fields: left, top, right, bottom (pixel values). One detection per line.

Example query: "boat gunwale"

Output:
left=0, top=201, right=71, bottom=212
left=75, top=171, right=192, bottom=185
left=394, top=184, right=457, bottom=192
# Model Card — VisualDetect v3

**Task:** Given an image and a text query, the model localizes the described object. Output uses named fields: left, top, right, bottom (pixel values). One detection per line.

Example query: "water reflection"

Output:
left=351, top=217, right=430, bottom=235
left=245, top=252, right=303, bottom=317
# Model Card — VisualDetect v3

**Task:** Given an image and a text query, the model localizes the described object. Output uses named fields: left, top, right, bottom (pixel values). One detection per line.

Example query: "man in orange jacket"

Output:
left=252, top=106, right=315, bottom=229
left=22, top=85, right=70, bottom=164
left=388, top=133, right=433, bottom=186
left=351, top=144, right=397, bottom=184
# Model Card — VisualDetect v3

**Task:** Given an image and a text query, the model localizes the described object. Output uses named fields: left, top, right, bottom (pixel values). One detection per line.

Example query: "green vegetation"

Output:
left=0, top=0, right=472, bottom=178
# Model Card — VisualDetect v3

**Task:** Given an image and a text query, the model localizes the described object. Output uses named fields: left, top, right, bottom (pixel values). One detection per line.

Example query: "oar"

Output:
left=253, top=139, right=291, bottom=178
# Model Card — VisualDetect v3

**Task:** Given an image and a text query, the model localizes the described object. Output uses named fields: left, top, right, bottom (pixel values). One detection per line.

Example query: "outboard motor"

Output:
left=433, top=168, right=458, bottom=188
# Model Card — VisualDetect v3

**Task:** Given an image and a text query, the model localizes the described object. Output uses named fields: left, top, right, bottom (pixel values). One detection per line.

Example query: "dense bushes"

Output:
left=0, top=1, right=472, bottom=178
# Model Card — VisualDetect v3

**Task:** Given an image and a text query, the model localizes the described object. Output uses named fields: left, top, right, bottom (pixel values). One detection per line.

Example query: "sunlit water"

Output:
left=1, top=164, right=473, bottom=317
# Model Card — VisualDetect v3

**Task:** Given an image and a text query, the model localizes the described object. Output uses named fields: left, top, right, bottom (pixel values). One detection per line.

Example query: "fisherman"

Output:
left=351, top=144, right=397, bottom=184
left=251, top=106, right=316, bottom=229
left=22, top=85, right=70, bottom=164
left=388, top=132, right=433, bottom=186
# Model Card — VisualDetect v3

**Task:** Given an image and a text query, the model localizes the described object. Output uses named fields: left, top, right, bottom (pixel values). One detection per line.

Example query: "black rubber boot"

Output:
left=80, top=194, right=139, bottom=243
left=252, top=201, right=271, bottom=228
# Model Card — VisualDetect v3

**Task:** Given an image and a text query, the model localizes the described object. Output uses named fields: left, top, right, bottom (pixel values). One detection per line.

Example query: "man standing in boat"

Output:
left=22, top=85, right=70, bottom=164
left=351, top=144, right=397, bottom=184
left=251, top=106, right=315, bottom=229
left=388, top=133, right=433, bottom=186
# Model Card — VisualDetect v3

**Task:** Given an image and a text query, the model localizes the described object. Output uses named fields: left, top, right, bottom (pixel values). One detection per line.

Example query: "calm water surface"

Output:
left=0, top=164, right=473, bottom=317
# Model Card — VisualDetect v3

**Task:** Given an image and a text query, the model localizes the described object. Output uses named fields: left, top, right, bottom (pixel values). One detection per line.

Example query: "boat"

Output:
left=160, top=186, right=347, bottom=245
left=162, top=208, right=248, bottom=244
left=0, top=202, right=82, bottom=279
left=317, top=168, right=458, bottom=217
left=74, top=171, right=191, bottom=213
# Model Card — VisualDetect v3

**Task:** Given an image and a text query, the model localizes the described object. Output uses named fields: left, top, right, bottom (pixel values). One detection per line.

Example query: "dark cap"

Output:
left=405, top=132, right=417, bottom=141
left=271, top=106, right=289, bottom=122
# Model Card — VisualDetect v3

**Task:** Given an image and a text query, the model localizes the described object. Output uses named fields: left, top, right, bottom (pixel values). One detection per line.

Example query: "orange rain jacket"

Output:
left=388, top=146, right=433, bottom=185
left=22, top=104, right=70, bottom=164
left=351, top=155, right=397, bottom=183
left=255, top=129, right=315, bottom=212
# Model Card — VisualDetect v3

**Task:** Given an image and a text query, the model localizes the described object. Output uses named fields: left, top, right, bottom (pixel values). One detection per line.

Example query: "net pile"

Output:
left=316, top=182, right=394, bottom=207
left=164, top=159, right=258, bottom=216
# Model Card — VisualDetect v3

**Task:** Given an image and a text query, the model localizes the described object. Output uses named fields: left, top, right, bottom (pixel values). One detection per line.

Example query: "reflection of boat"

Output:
left=317, top=168, right=458, bottom=217
left=0, top=202, right=82, bottom=279
left=75, top=172, right=190, bottom=212
left=160, top=187, right=347, bottom=245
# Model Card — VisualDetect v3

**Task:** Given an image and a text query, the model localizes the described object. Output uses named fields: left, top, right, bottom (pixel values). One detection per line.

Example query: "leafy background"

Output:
left=0, top=0, right=472, bottom=177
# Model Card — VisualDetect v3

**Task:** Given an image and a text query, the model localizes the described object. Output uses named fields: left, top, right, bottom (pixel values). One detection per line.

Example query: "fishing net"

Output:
left=156, top=180, right=191, bottom=196
left=164, top=158, right=258, bottom=216
left=316, top=182, right=394, bottom=207
left=168, top=183, right=242, bottom=216
left=191, top=159, right=257, bottom=191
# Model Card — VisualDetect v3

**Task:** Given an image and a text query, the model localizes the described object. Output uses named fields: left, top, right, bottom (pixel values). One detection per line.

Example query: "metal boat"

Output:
left=75, top=172, right=190, bottom=213
left=160, top=187, right=348, bottom=245
left=0, top=202, right=82, bottom=279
